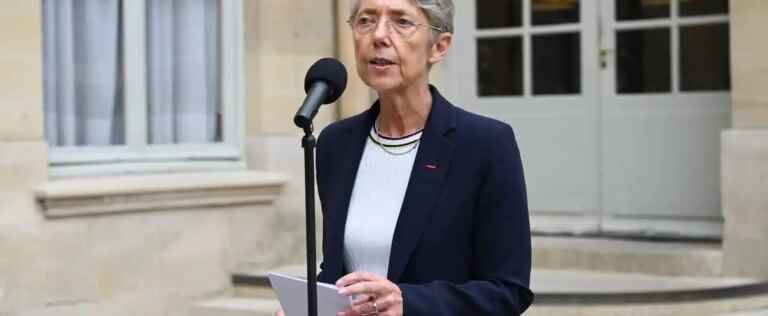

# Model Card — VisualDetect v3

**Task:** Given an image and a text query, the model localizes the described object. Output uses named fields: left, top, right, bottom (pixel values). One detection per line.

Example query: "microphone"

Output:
left=293, top=58, right=348, bottom=129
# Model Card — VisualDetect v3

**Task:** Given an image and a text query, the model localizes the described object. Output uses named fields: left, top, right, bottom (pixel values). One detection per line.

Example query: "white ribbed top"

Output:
left=343, top=124, right=422, bottom=278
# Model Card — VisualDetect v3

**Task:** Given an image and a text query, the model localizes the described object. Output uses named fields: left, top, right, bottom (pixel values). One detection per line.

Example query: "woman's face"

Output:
left=351, top=0, right=451, bottom=93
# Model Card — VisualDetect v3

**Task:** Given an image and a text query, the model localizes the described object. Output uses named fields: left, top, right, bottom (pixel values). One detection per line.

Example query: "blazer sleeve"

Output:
left=398, top=125, right=534, bottom=315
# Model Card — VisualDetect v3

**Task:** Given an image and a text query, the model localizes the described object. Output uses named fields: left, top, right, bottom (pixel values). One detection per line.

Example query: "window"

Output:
left=42, top=0, right=245, bottom=177
left=615, top=0, right=730, bottom=94
left=475, top=0, right=582, bottom=97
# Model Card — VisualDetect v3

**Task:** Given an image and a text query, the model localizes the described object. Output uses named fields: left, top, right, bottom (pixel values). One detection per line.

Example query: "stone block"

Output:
left=0, top=1, right=42, bottom=50
left=722, top=129, right=768, bottom=279
left=732, top=100, right=768, bottom=129
left=0, top=101, right=44, bottom=143
left=85, top=209, right=232, bottom=297
left=0, top=141, right=48, bottom=231
left=243, top=0, right=338, bottom=135
left=0, top=220, right=98, bottom=309
left=2, top=201, right=281, bottom=315
left=0, top=0, right=44, bottom=142
left=731, top=0, right=768, bottom=129
left=0, top=142, right=47, bottom=189
left=245, top=136, right=323, bottom=268
left=533, top=237, right=722, bottom=277
left=38, top=220, right=99, bottom=304
left=246, top=136, right=307, bottom=215
left=9, top=291, right=201, bottom=316
left=190, top=297, right=279, bottom=316
left=228, top=205, right=282, bottom=270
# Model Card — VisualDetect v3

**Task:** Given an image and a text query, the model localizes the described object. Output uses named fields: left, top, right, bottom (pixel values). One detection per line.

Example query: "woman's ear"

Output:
left=428, top=32, right=453, bottom=65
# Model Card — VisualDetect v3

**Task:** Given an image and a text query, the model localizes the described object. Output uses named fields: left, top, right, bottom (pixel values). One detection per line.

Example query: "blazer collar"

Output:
left=341, top=85, right=457, bottom=137
left=333, top=85, right=457, bottom=282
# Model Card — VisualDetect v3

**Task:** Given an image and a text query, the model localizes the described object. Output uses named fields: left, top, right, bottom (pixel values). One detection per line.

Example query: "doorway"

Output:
left=448, top=0, right=731, bottom=238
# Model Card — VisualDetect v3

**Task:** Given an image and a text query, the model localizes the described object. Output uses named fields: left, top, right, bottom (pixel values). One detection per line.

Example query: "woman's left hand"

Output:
left=336, top=271, right=403, bottom=316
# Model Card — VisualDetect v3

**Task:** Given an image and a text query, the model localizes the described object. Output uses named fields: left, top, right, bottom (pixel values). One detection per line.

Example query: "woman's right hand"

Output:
left=275, top=308, right=285, bottom=316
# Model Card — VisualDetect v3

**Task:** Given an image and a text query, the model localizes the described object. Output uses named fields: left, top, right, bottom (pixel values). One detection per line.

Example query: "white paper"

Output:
left=268, top=272, right=353, bottom=316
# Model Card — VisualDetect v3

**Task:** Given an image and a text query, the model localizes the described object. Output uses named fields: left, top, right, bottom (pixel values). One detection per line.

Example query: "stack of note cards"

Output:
left=268, top=272, right=353, bottom=316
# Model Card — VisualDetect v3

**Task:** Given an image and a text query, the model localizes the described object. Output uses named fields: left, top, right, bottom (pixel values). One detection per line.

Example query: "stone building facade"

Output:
left=0, top=0, right=766, bottom=315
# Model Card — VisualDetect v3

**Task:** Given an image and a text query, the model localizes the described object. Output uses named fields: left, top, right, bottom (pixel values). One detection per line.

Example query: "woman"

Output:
left=279, top=0, right=533, bottom=315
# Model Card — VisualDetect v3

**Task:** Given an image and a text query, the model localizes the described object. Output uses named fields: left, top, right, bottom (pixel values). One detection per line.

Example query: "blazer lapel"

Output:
left=324, top=104, right=378, bottom=280
left=387, top=87, right=457, bottom=282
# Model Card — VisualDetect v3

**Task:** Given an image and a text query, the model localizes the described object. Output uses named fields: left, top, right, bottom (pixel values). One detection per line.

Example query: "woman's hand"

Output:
left=336, top=271, right=403, bottom=316
left=275, top=308, right=285, bottom=316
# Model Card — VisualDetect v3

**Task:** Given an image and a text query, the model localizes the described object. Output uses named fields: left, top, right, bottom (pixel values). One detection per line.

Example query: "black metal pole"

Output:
left=302, top=125, right=318, bottom=316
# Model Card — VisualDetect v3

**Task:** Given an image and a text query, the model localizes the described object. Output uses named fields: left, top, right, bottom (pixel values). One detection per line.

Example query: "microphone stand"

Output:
left=295, top=57, right=347, bottom=316
left=300, top=123, right=318, bottom=316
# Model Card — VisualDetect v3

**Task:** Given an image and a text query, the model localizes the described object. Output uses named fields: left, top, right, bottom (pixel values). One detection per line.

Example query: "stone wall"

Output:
left=244, top=0, right=338, bottom=136
left=0, top=0, right=455, bottom=314
left=730, top=0, right=768, bottom=129
left=1, top=198, right=287, bottom=316
left=722, top=131, right=768, bottom=278
left=0, top=1, right=297, bottom=316
left=242, top=0, right=338, bottom=271
left=722, top=0, right=768, bottom=279
left=0, top=0, right=44, bottom=143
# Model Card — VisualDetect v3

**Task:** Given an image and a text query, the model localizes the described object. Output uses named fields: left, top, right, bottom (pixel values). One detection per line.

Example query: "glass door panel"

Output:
left=451, top=0, right=601, bottom=234
left=599, top=0, right=730, bottom=238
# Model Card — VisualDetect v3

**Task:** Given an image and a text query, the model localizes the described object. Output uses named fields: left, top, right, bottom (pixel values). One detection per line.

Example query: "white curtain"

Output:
left=44, top=0, right=220, bottom=147
left=44, top=0, right=122, bottom=146
left=148, top=0, right=220, bottom=144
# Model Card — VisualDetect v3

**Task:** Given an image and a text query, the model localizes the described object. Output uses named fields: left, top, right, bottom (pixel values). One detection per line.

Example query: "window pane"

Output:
left=680, top=24, right=730, bottom=91
left=43, top=0, right=125, bottom=146
left=617, top=0, right=670, bottom=21
left=147, top=0, right=222, bottom=144
left=533, top=33, right=581, bottom=95
left=477, top=0, right=522, bottom=29
left=478, top=37, right=523, bottom=96
left=680, top=0, right=729, bottom=16
left=532, top=0, right=579, bottom=25
left=616, top=28, right=671, bottom=93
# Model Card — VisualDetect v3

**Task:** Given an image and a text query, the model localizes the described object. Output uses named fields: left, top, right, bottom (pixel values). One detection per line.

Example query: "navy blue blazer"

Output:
left=316, top=86, right=533, bottom=315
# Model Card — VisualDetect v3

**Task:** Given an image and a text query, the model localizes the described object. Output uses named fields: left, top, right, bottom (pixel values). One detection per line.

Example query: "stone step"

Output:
left=220, top=267, right=768, bottom=316
left=532, top=269, right=755, bottom=295
left=532, top=236, right=723, bottom=277
left=232, top=266, right=762, bottom=298
left=235, top=237, right=725, bottom=280
left=526, top=293, right=768, bottom=316
left=722, top=310, right=768, bottom=316
left=723, top=310, right=768, bottom=316
left=231, top=264, right=306, bottom=299
left=196, top=282, right=768, bottom=316
left=222, top=237, right=756, bottom=315
left=191, top=296, right=768, bottom=316
left=189, top=297, right=279, bottom=316
left=529, top=270, right=768, bottom=315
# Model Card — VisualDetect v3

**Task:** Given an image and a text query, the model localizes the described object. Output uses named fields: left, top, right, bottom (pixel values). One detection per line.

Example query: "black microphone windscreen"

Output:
left=304, top=58, right=348, bottom=104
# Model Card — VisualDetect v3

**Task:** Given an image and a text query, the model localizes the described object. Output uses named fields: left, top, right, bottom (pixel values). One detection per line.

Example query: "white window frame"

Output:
left=603, top=0, right=730, bottom=96
left=48, top=0, right=246, bottom=178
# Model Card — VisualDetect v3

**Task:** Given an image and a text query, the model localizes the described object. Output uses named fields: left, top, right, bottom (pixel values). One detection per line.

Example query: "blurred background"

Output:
left=1, top=0, right=766, bottom=315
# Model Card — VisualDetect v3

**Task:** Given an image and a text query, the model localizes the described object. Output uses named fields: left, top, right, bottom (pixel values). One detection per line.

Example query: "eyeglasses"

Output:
left=347, top=14, right=444, bottom=39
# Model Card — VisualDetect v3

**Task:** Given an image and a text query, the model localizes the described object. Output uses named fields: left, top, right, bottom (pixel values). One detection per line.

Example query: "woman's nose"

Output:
left=372, top=19, right=392, bottom=42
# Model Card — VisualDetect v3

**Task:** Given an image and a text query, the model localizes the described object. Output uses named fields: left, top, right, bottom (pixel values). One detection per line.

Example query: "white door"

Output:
left=599, top=0, right=731, bottom=238
left=450, top=0, right=603, bottom=234
left=448, top=0, right=731, bottom=238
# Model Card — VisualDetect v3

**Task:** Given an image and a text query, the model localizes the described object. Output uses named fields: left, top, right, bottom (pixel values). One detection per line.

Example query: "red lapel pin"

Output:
left=426, top=164, right=438, bottom=170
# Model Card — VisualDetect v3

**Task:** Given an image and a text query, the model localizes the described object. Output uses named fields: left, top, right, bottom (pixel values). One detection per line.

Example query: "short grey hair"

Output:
left=349, top=0, right=454, bottom=37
